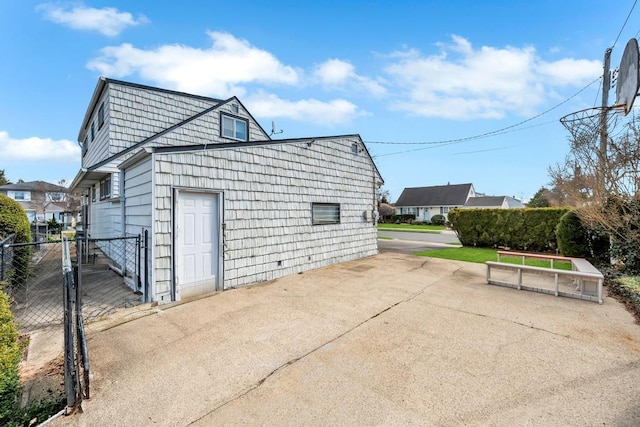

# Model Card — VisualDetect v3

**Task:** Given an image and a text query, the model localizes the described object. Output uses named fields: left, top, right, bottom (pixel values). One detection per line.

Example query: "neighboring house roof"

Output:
left=395, top=183, right=473, bottom=207
left=464, top=196, right=505, bottom=207
left=0, top=181, right=67, bottom=192
left=464, top=196, right=525, bottom=209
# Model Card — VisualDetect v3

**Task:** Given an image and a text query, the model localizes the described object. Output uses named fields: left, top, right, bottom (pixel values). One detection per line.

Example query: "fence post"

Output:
left=63, top=240, right=77, bottom=411
left=144, top=229, right=149, bottom=303
left=1, top=242, right=4, bottom=282
left=74, top=261, right=90, bottom=400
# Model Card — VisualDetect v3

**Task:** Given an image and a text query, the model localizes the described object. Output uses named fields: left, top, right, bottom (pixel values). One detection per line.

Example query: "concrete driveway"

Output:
left=53, top=252, right=640, bottom=426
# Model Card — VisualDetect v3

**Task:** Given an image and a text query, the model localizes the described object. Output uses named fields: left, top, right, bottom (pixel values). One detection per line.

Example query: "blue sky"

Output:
left=0, top=1, right=638, bottom=202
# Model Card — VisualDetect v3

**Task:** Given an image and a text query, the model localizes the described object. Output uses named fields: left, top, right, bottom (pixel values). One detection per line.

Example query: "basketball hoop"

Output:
left=559, top=105, right=626, bottom=143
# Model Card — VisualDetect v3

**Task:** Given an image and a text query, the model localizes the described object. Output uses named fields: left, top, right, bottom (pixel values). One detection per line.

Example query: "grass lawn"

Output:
left=377, top=223, right=446, bottom=233
left=416, top=247, right=572, bottom=270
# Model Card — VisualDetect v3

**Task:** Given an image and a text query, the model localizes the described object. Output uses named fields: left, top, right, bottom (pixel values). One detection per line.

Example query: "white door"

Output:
left=176, top=191, right=220, bottom=299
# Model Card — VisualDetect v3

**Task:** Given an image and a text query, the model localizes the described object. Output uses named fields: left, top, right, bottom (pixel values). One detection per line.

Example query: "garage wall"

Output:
left=151, top=136, right=378, bottom=301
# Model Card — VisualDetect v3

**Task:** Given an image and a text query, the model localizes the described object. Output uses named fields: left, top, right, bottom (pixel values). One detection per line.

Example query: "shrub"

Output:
left=0, top=288, right=22, bottom=421
left=556, top=211, right=589, bottom=257
left=47, top=218, right=62, bottom=235
left=430, top=214, right=446, bottom=226
left=390, top=214, right=416, bottom=223
left=556, top=210, right=610, bottom=266
left=0, top=195, right=32, bottom=287
left=448, top=207, right=570, bottom=251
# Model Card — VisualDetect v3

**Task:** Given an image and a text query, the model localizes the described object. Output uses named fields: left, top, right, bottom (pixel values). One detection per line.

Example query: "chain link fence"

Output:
left=1, top=234, right=144, bottom=333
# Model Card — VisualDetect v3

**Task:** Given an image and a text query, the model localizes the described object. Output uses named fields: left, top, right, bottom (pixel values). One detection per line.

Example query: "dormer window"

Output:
left=221, top=114, right=248, bottom=141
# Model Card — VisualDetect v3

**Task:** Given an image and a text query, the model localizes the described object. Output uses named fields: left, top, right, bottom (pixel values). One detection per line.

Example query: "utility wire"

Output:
left=366, top=76, right=601, bottom=149
left=613, top=0, right=638, bottom=49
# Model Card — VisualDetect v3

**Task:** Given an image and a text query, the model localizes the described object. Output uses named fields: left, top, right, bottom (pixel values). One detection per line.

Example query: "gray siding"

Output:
left=152, top=137, right=378, bottom=301
left=123, top=156, right=154, bottom=299
left=81, top=89, right=111, bottom=168
left=123, top=157, right=153, bottom=234
left=83, top=82, right=269, bottom=169
left=90, top=197, right=122, bottom=239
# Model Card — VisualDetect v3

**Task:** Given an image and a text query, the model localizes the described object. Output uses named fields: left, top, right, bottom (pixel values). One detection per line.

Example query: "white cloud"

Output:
left=246, top=92, right=363, bottom=126
left=385, top=35, right=602, bottom=119
left=37, top=3, right=148, bottom=37
left=0, top=131, right=80, bottom=161
left=314, top=59, right=386, bottom=96
left=87, top=31, right=300, bottom=98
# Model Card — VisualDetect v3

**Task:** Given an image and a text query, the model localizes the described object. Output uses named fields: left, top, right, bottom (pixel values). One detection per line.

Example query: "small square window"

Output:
left=221, top=114, right=248, bottom=141
left=312, top=203, right=340, bottom=225
left=231, top=104, right=239, bottom=114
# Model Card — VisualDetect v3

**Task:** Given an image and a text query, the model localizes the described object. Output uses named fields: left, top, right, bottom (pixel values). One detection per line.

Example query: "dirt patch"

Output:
left=19, top=354, right=65, bottom=406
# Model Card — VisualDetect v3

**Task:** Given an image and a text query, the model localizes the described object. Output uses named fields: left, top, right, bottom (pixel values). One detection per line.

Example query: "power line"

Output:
left=366, top=76, right=601, bottom=150
left=613, top=0, right=638, bottom=49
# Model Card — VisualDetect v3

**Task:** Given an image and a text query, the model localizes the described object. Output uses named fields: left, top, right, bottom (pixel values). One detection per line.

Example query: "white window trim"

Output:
left=221, top=113, right=248, bottom=141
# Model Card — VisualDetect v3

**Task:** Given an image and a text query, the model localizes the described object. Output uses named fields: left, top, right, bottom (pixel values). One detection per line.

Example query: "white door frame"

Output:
left=172, top=187, right=224, bottom=301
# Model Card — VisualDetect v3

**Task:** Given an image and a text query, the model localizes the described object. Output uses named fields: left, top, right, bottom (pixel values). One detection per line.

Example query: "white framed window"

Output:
left=221, top=114, right=248, bottom=141
left=312, top=203, right=340, bottom=225
left=9, top=191, right=30, bottom=201
left=440, top=206, right=450, bottom=215
left=99, top=176, right=111, bottom=200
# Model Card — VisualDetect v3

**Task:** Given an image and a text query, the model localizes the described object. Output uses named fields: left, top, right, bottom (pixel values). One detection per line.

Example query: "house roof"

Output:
left=0, top=181, right=67, bottom=192
left=464, top=196, right=505, bottom=207
left=464, top=196, right=525, bottom=208
left=395, top=183, right=473, bottom=207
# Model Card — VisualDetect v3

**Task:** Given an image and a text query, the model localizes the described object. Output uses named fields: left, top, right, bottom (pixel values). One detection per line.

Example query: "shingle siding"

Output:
left=151, top=137, right=377, bottom=300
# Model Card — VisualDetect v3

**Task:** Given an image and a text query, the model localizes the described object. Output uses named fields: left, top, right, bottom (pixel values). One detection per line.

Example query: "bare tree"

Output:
left=552, top=111, right=640, bottom=271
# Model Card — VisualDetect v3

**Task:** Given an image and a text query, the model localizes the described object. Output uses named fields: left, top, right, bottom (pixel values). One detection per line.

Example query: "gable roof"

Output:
left=464, top=196, right=525, bottom=208
left=0, top=181, right=67, bottom=192
left=464, top=196, right=505, bottom=207
left=395, top=183, right=473, bottom=207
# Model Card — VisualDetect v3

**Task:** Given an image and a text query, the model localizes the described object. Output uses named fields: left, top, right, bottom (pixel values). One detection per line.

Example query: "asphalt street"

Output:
left=377, top=229, right=460, bottom=254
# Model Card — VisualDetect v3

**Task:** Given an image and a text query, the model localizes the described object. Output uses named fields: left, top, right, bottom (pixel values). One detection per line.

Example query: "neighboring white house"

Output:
left=462, top=196, right=525, bottom=209
left=0, top=181, right=75, bottom=225
left=70, top=78, right=383, bottom=303
left=394, top=183, right=476, bottom=221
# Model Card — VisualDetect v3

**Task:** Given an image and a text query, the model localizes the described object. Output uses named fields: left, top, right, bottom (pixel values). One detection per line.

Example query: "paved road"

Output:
left=378, top=229, right=460, bottom=254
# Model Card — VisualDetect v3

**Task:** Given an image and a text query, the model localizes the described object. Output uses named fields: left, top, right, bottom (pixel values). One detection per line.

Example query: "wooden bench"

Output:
left=496, top=250, right=573, bottom=269
left=486, top=251, right=604, bottom=304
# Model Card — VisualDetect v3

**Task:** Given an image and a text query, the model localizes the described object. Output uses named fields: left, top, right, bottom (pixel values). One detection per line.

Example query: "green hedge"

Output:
left=390, top=214, right=416, bottom=223
left=0, top=288, right=22, bottom=422
left=448, top=207, right=571, bottom=252
left=0, top=195, right=32, bottom=288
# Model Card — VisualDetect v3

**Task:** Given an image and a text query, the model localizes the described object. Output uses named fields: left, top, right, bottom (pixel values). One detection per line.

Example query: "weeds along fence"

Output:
left=1, top=234, right=144, bottom=333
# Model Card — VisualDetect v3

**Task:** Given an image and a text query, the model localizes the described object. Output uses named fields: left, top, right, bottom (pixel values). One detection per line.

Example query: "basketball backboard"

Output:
left=615, top=38, right=640, bottom=115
